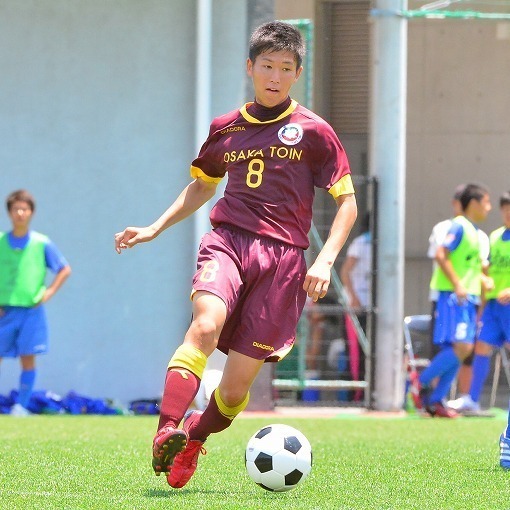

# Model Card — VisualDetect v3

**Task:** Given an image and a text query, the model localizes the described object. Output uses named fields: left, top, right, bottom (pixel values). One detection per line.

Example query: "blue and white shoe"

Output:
left=10, top=403, right=31, bottom=417
left=500, top=434, right=510, bottom=470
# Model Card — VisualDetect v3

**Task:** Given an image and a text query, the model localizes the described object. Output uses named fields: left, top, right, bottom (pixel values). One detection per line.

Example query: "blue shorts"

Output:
left=433, top=292, right=478, bottom=345
left=478, top=300, right=510, bottom=347
left=0, top=306, right=48, bottom=357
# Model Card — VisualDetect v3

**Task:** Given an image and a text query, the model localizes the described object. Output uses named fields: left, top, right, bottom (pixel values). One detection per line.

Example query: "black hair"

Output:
left=249, top=21, right=305, bottom=69
left=6, top=189, right=36, bottom=212
left=452, top=183, right=467, bottom=201
left=458, top=183, right=489, bottom=211
left=500, top=191, right=510, bottom=208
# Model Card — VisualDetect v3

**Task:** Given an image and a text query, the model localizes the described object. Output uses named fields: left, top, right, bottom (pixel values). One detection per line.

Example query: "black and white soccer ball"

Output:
left=245, top=424, right=313, bottom=492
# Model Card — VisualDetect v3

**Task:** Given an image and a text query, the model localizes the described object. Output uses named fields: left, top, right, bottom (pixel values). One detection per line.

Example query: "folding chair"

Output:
left=403, top=315, right=432, bottom=408
left=404, top=315, right=510, bottom=410
left=403, top=314, right=432, bottom=371
left=489, top=347, right=510, bottom=408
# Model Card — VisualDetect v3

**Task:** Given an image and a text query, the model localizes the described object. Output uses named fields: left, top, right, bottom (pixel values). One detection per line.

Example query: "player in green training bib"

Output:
left=457, top=191, right=510, bottom=415
left=413, top=183, right=491, bottom=418
left=0, top=190, right=71, bottom=416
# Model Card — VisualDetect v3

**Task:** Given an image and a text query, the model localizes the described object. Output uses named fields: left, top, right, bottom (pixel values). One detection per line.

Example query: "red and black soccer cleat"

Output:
left=152, top=426, right=188, bottom=476
left=426, top=401, right=459, bottom=419
left=167, top=411, right=207, bottom=488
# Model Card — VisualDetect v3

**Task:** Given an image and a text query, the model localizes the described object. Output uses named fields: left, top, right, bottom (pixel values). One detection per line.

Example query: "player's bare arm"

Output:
left=40, top=265, right=72, bottom=304
left=435, top=246, right=467, bottom=300
left=115, top=178, right=218, bottom=253
left=481, top=273, right=495, bottom=294
left=340, top=255, right=362, bottom=309
left=303, top=193, right=357, bottom=302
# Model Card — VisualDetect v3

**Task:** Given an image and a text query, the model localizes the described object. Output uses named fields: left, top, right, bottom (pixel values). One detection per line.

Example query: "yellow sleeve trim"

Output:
left=328, top=174, right=355, bottom=198
left=190, top=165, right=223, bottom=184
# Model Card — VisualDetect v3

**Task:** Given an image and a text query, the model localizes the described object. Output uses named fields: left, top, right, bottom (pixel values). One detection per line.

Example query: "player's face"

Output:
left=8, top=200, right=33, bottom=230
left=470, top=193, right=491, bottom=223
left=247, top=50, right=303, bottom=108
left=501, top=203, right=510, bottom=228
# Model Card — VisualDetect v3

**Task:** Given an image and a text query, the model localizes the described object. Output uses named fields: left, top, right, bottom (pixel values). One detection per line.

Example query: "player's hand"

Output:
left=497, top=289, right=510, bottom=305
left=114, top=226, right=157, bottom=254
left=303, top=262, right=330, bottom=302
left=453, top=282, right=468, bottom=303
left=482, top=275, right=495, bottom=293
left=40, top=288, right=55, bottom=304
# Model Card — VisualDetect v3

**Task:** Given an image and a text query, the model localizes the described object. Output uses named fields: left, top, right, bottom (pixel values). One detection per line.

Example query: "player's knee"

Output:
left=189, top=316, right=218, bottom=344
left=462, top=351, right=474, bottom=366
left=474, top=341, right=493, bottom=356
left=455, top=343, right=473, bottom=361
left=218, top=387, right=249, bottom=409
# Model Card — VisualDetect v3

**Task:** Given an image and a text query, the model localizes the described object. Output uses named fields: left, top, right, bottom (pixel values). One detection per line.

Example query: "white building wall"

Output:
left=406, top=19, right=510, bottom=315
left=0, top=0, right=247, bottom=405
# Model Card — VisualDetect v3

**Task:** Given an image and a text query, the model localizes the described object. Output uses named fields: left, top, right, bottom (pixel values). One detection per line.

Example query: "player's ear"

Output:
left=294, top=66, right=303, bottom=81
left=246, top=58, right=254, bottom=77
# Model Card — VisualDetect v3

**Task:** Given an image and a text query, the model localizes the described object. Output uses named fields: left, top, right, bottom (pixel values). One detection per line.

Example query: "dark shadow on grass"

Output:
left=472, top=465, right=505, bottom=474
left=145, top=488, right=229, bottom=497
left=146, top=487, right=294, bottom=499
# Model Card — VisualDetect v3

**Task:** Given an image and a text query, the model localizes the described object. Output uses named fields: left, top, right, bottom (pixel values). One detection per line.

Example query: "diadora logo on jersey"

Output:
left=220, top=126, right=246, bottom=135
left=278, top=123, right=303, bottom=146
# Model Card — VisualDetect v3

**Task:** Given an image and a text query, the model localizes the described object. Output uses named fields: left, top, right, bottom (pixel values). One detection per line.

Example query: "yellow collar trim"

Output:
left=239, top=99, right=298, bottom=124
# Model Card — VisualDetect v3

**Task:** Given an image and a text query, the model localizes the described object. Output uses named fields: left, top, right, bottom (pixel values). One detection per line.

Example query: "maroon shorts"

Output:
left=192, top=225, right=307, bottom=361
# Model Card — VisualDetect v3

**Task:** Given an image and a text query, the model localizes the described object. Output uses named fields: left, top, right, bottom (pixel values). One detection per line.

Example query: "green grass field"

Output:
left=0, top=410, right=508, bottom=510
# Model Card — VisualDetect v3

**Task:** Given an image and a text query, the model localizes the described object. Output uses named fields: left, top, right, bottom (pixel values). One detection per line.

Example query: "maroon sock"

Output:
left=157, top=369, right=200, bottom=431
left=188, top=391, right=233, bottom=442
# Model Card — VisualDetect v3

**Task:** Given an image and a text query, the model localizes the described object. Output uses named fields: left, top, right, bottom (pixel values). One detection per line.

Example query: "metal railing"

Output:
left=273, top=176, right=377, bottom=407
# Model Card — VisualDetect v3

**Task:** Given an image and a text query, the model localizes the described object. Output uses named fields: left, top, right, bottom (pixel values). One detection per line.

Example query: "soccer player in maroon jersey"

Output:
left=115, top=21, right=357, bottom=488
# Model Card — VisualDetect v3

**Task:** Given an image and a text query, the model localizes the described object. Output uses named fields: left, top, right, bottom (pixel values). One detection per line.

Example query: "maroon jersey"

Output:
left=191, top=97, right=352, bottom=249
